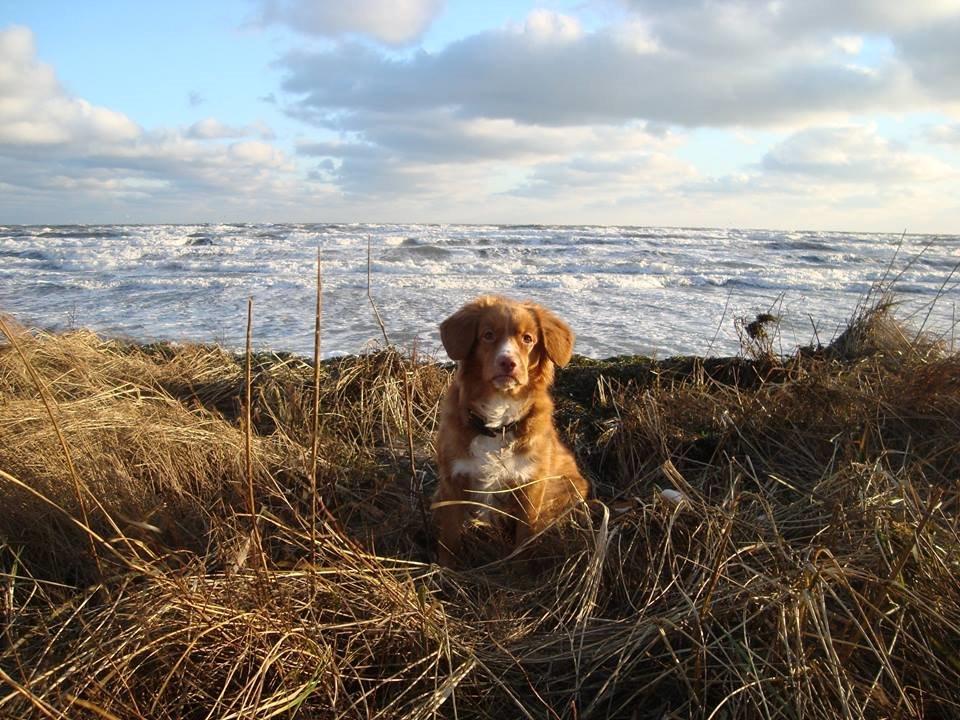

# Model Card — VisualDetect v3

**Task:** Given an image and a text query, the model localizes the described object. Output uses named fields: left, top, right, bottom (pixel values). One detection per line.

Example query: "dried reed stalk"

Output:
left=244, top=297, right=264, bottom=570
left=367, top=235, right=390, bottom=346
left=311, top=247, right=323, bottom=555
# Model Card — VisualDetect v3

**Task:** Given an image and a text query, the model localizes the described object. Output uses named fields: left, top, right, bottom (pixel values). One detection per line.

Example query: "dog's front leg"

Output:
left=433, top=478, right=467, bottom=567
left=513, top=476, right=547, bottom=547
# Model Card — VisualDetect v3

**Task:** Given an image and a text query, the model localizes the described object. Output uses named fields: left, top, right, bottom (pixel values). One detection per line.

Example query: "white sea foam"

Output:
left=1, top=224, right=957, bottom=359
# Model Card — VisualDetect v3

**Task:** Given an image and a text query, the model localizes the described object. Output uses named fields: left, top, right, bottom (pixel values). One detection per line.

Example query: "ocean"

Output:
left=1, top=223, right=957, bottom=359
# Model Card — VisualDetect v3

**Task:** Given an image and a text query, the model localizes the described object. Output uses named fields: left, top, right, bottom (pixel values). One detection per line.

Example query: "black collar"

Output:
left=467, top=409, right=528, bottom=438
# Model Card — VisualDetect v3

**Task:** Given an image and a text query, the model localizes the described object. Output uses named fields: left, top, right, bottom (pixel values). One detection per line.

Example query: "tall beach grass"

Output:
left=0, top=296, right=958, bottom=718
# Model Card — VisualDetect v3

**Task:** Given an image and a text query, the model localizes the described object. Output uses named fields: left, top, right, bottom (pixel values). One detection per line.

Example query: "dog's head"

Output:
left=440, top=295, right=574, bottom=394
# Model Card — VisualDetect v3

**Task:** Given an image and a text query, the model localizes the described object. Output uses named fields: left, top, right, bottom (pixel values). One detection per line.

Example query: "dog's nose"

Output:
left=498, top=355, right=517, bottom=373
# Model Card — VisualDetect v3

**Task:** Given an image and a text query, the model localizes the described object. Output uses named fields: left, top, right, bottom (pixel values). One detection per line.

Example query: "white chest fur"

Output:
left=451, top=433, right=536, bottom=521
left=474, top=395, right=525, bottom=428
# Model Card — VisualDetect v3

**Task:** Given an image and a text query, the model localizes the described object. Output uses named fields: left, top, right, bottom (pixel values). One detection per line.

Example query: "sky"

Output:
left=2, top=0, right=960, bottom=231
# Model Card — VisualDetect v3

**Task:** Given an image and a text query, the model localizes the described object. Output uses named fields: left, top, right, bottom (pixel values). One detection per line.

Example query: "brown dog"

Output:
left=432, top=295, right=589, bottom=567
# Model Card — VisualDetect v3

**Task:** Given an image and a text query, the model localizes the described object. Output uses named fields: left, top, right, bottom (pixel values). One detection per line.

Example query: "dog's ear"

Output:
left=528, top=303, right=574, bottom=367
left=440, top=301, right=481, bottom=361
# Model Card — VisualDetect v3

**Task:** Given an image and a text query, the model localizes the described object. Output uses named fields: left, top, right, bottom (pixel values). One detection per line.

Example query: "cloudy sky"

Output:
left=3, top=0, right=960, bottom=231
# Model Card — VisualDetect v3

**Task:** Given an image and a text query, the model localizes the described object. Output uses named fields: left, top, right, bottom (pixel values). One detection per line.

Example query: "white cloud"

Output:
left=6, top=0, right=960, bottom=231
left=297, top=108, right=678, bottom=200
left=301, top=109, right=652, bottom=165
left=256, top=0, right=445, bottom=46
left=624, top=0, right=960, bottom=37
left=186, top=118, right=248, bottom=139
left=276, top=9, right=920, bottom=130
left=0, top=26, right=309, bottom=222
left=511, top=149, right=698, bottom=202
left=0, top=26, right=140, bottom=145
left=497, top=123, right=959, bottom=229
left=833, top=35, right=863, bottom=55
left=760, top=125, right=955, bottom=184
left=520, top=10, right=583, bottom=42
left=620, top=0, right=960, bottom=104
left=665, top=123, right=960, bottom=230
left=267, top=1, right=960, bottom=232
left=228, top=139, right=289, bottom=166
left=776, top=0, right=960, bottom=34
left=611, top=19, right=660, bottom=54
left=927, top=123, right=960, bottom=146
left=186, top=117, right=277, bottom=140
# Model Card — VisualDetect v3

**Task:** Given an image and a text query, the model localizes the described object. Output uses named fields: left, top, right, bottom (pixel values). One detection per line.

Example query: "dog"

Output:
left=432, top=295, right=589, bottom=567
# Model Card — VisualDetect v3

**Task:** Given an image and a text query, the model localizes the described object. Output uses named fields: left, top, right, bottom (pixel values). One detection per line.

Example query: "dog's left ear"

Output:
left=527, top=303, right=574, bottom=367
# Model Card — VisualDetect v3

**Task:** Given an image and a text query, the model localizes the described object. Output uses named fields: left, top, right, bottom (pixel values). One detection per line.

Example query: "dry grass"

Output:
left=1, top=299, right=958, bottom=719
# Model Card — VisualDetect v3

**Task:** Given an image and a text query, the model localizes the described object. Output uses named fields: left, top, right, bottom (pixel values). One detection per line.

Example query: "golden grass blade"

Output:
left=0, top=666, right=62, bottom=720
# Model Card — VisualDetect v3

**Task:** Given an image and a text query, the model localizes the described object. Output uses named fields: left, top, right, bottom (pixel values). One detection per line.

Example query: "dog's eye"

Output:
left=481, top=329, right=496, bottom=342
left=522, top=333, right=535, bottom=345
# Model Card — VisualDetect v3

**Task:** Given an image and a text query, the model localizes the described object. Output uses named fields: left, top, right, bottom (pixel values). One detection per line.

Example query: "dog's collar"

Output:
left=467, top=409, right=528, bottom=438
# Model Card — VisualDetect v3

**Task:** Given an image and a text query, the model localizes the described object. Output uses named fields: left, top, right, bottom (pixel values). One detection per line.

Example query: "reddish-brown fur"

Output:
left=432, top=295, right=589, bottom=567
